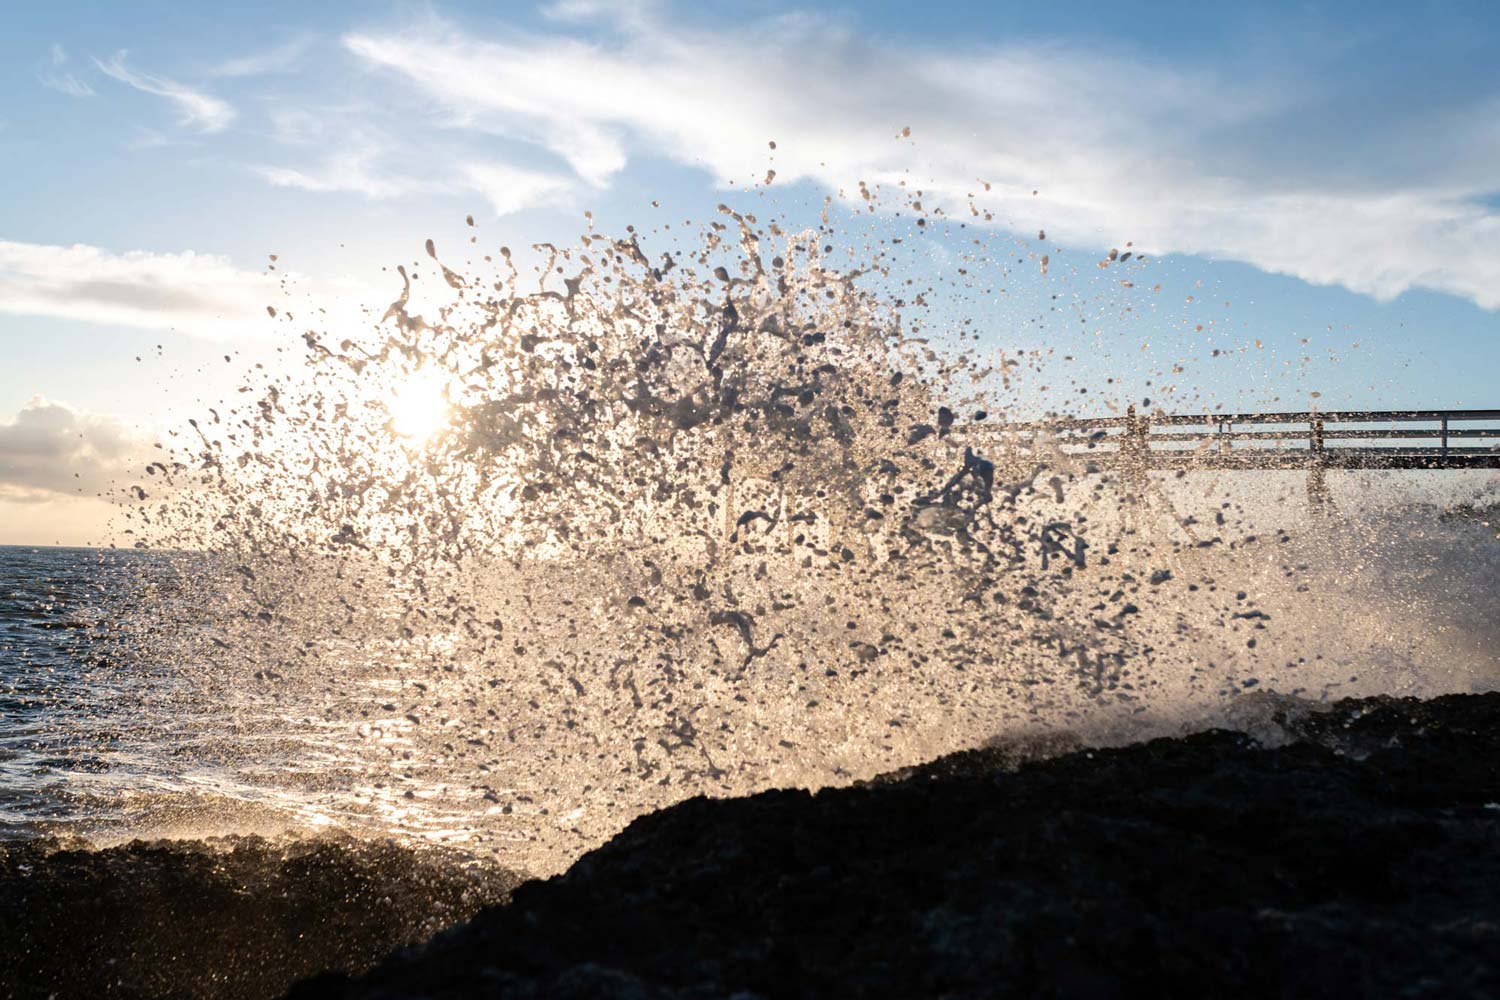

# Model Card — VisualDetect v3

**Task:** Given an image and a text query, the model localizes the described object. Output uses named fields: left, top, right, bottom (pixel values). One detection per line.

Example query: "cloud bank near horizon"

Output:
left=0, top=396, right=145, bottom=503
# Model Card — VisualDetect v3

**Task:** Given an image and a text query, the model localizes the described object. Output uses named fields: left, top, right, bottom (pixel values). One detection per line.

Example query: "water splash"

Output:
left=106, top=195, right=1499, bottom=870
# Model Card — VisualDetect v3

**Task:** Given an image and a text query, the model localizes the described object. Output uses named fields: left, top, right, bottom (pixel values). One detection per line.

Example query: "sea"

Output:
left=4, top=481, right=1498, bottom=867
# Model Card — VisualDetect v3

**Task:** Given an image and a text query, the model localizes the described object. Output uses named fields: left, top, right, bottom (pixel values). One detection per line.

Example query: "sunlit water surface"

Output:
left=4, top=477, right=1496, bottom=873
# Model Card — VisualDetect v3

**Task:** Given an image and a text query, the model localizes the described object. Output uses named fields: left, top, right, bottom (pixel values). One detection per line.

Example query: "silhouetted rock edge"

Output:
left=289, top=691, right=1500, bottom=999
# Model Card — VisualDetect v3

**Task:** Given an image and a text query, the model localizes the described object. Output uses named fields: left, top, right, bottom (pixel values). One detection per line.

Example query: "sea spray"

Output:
left=107, top=196, right=1499, bottom=870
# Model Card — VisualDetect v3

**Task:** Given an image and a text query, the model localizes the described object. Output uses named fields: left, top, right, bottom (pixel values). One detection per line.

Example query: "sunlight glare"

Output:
left=388, top=369, right=452, bottom=443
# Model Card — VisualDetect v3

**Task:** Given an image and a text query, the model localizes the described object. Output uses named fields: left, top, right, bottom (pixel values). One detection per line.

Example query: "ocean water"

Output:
left=2, top=547, right=246, bottom=839
left=0, top=545, right=163, bottom=837
left=0, top=544, right=475, bottom=848
left=4, top=482, right=1498, bottom=873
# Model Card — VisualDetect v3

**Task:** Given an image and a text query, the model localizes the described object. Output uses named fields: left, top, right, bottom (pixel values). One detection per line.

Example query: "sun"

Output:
left=388, top=368, right=452, bottom=443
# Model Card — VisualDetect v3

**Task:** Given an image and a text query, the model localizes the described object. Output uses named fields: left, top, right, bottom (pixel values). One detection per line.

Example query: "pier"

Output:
left=1000, top=408, right=1500, bottom=471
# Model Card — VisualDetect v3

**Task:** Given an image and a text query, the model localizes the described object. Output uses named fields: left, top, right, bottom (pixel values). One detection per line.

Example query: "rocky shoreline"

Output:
left=292, top=692, right=1500, bottom=999
left=5, top=692, right=1498, bottom=999
left=0, top=834, right=520, bottom=999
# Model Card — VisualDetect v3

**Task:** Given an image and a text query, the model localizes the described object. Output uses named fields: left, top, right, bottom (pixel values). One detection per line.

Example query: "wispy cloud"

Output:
left=211, top=34, right=317, bottom=78
left=94, top=51, right=236, bottom=133
left=0, top=239, right=283, bottom=339
left=39, top=73, right=95, bottom=98
left=541, top=0, right=665, bottom=31
left=343, top=10, right=1500, bottom=310
left=0, top=396, right=145, bottom=502
left=126, top=126, right=197, bottom=151
left=253, top=141, right=430, bottom=200
left=253, top=130, right=575, bottom=216
left=344, top=29, right=628, bottom=186
left=39, top=43, right=95, bottom=98
left=267, top=107, right=325, bottom=145
left=461, top=162, right=574, bottom=216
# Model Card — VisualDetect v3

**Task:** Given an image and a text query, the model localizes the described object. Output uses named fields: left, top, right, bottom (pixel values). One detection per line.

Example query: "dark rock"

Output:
left=293, top=692, right=1500, bottom=999
left=0, top=834, right=521, bottom=1000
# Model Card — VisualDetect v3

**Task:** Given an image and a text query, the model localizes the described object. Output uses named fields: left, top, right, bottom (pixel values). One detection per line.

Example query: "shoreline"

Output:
left=1, top=834, right=521, bottom=999
left=299, top=688, right=1500, bottom=999
left=6, top=689, right=1498, bottom=998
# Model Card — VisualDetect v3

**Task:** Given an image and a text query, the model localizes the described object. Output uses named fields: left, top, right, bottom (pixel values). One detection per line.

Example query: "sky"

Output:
left=2, top=0, right=1498, bottom=544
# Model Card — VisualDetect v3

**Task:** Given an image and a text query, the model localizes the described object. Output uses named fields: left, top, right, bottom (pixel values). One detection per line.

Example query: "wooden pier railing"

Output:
left=994, top=408, right=1500, bottom=470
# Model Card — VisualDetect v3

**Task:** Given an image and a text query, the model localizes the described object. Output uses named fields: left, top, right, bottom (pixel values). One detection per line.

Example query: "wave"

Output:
left=16, top=192, right=1484, bottom=874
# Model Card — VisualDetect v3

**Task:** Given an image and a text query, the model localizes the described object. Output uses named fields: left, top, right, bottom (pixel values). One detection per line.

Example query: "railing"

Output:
left=993, top=409, right=1500, bottom=470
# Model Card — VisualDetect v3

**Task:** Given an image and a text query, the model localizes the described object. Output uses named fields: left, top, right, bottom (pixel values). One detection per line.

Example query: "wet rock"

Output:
left=293, top=692, right=1500, bottom=999
left=0, top=835, right=521, bottom=1000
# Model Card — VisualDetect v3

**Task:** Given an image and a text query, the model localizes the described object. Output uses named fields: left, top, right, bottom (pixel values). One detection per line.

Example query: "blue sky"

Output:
left=2, top=0, right=1498, bottom=543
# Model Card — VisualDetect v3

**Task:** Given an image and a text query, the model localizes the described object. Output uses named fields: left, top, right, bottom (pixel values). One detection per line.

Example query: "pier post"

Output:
left=1116, top=404, right=1153, bottom=503
left=1306, top=413, right=1333, bottom=514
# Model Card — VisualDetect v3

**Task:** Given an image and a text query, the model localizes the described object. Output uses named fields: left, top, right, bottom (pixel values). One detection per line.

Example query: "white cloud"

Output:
left=254, top=143, right=427, bottom=200
left=0, top=240, right=283, bottom=339
left=253, top=134, right=575, bottom=217
left=211, top=34, right=317, bottom=78
left=461, top=162, right=574, bottom=215
left=541, top=0, right=663, bottom=27
left=94, top=51, right=236, bottom=133
left=126, top=127, right=195, bottom=151
left=343, top=10, right=1500, bottom=310
left=0, top=397, right=145, bottom=502
left=39, top=43, right=94, bottom=97
left=344, top=30, right=628, bottom=186
left=40, top=72, right=95, bottom=98
left=267, top=107, right=325, bottom=145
